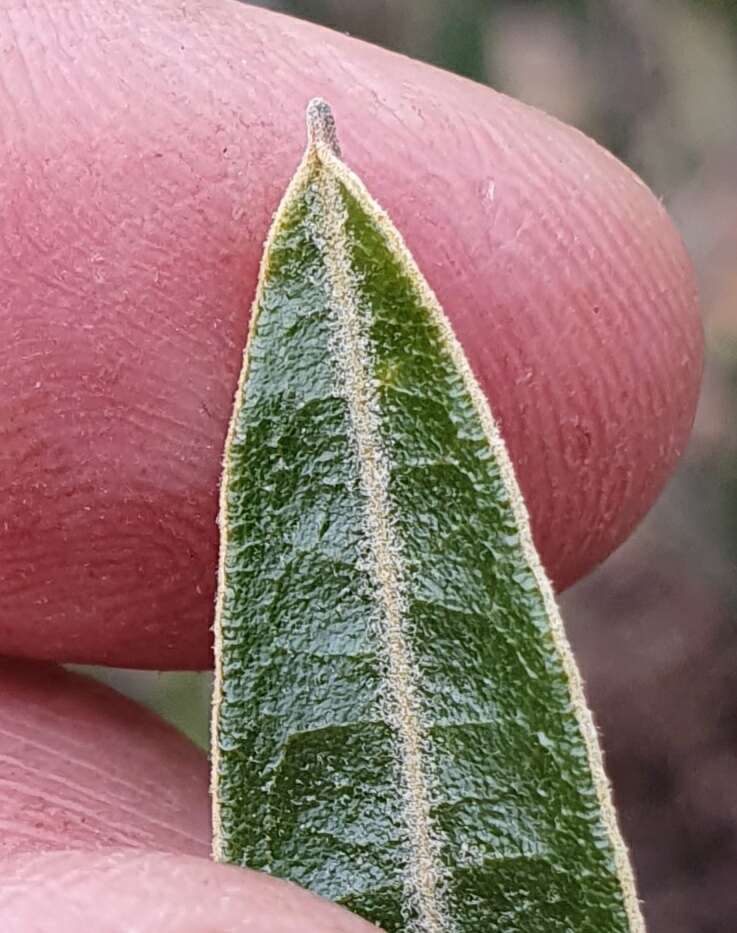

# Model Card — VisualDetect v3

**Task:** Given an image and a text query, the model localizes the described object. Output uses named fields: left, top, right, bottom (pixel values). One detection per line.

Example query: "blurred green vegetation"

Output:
left=71, top=667, right=212, bottom=749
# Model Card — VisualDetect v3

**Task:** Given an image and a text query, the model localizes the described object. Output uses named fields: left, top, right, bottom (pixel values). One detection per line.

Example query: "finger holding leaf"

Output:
left=0, top=0, right=702, bottom=670
left=0, top=2, right=705, bottom=930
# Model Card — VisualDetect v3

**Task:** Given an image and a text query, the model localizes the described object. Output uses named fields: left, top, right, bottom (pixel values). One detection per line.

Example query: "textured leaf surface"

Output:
left=212, top=100, right=644, bottom=933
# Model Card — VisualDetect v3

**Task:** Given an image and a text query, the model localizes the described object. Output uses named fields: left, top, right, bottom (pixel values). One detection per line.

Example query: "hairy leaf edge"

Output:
left=211, top=98, right=646, bottom=933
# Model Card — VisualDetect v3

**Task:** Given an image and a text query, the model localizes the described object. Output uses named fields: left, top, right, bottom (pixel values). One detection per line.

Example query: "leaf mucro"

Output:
left=211, top=100, right=644, bottom=933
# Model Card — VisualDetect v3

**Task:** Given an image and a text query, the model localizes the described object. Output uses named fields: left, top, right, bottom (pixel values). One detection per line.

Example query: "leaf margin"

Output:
left=210, top=97, right=646, bottom=933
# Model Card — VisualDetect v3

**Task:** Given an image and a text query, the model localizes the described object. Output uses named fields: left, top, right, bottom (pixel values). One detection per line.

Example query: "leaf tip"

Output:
left=306, top=97, right=342, bottom=159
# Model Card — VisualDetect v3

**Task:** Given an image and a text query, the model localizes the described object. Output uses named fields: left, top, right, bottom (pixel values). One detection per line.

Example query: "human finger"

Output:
left=0, top=0, right=702, bottom=669
left=0, top=849, right=378, bottom=933
left=0, top=660, right=210, bottom=858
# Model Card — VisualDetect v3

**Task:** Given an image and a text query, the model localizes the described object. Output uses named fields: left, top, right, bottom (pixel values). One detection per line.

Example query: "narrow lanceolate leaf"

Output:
left=211, top=99, right=644, bottom=933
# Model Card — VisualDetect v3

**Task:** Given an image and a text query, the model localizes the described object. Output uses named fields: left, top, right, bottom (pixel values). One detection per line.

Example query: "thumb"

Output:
left=0, top=850, right=378, bottom=932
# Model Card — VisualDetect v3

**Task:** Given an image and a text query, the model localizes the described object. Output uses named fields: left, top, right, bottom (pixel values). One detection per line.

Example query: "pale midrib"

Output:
left=312, top=156, right=450, bottom=933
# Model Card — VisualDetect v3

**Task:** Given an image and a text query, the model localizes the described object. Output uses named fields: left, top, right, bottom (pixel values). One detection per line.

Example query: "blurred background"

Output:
left=73, top=2, right=737, bottom=930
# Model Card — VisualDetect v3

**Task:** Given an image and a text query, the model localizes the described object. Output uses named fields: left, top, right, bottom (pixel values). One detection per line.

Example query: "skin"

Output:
left=0, top=0, right=702, bottom=670
left=0, top=851, right=377, bottom=932
left=0, top=661, right=210, bottom=858
left=0, top=0, right=703, bottom=927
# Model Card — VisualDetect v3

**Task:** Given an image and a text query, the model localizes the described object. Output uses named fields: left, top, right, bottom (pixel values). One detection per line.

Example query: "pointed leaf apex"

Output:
left=306, top=97, right=342, bottom=159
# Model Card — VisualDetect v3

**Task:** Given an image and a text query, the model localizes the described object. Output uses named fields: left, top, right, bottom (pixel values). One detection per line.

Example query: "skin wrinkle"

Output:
left=0, top=662, right=211, bottom=859
left=0, top=763, right=205, bottom=849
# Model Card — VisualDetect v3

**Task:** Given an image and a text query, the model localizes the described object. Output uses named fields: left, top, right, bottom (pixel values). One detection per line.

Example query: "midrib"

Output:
left=310, top=149, right=450, bottom=933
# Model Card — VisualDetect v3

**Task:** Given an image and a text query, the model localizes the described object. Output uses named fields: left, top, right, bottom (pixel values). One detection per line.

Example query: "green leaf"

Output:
left=211, top=99, right=644, bottom=933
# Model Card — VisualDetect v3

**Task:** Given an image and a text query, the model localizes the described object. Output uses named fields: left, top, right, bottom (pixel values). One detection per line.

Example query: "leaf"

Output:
left=211, top=99, right=644, bottom=933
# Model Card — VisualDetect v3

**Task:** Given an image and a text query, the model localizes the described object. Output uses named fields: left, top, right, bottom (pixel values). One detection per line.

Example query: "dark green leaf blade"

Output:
left=212, top=99, right=644, bottom=933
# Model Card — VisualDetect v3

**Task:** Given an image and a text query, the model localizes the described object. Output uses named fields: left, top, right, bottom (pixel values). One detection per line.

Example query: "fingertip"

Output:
left=0, top=850, right=379, bottom=933
left=0, top=0, right=702, bottom=667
